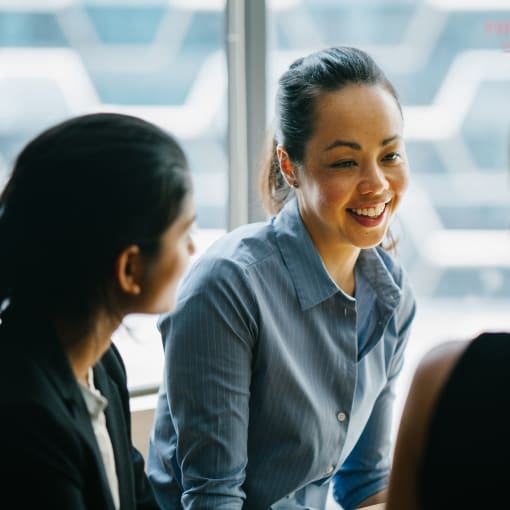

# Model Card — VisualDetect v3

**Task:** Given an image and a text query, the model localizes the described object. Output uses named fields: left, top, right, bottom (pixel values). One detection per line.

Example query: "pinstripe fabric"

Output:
left=147, top=198, right=416, bottom=510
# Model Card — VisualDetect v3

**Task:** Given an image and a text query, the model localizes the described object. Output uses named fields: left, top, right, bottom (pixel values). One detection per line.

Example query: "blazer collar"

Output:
left=3, top=307, right=117, bottom=509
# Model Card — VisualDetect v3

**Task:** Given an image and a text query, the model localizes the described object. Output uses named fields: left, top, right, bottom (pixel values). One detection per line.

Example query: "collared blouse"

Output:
left=148, top=198, right=416, bottom=510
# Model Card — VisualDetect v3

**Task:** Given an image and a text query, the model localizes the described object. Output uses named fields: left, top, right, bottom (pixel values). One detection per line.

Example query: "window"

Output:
left=3, top=0, right=510, bottom=424
left=0, top=0, right=227, bottom=392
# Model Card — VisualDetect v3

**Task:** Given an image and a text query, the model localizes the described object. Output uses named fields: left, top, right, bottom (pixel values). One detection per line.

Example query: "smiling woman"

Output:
left=147, top=46, right=416, bottom=510
left=277, top=83, right=409, bottom=293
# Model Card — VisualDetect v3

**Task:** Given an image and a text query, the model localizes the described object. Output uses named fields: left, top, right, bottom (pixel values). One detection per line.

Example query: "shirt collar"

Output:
left=356, top=247, right=402, bottom=312
left=273, top=198, right=345, bottom=311
left=273, top=198, right=401, bottom=311
left=78, top=367, right=108, bottom=420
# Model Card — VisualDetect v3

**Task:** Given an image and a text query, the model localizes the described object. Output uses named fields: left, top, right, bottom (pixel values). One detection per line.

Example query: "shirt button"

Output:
left=325, top=465, right=335, bottom=475
left=337, top=411, right=347, bottom=422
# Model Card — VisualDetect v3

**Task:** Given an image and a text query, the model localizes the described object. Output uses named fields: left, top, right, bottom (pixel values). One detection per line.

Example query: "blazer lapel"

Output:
left=5, top=310, right=117, bottom=510
left=40, top=342, right=117, bottom=510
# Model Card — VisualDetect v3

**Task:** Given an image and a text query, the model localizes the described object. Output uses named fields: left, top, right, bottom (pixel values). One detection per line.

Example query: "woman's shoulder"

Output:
left=412, top=340, right=470, bottom=403
left=419, top=332, right=510, bottom=386
left=461, top=330, right=510, bottom=360
left=389, top=333, right=510, bottom=509
left=185, top=221, right=279, bottom=284
left=408, top=332, right=510, bottom=430
left=387, top=339, right=471, bottom=510
left=206, top=221, right=276, bottom=262
left=399, top=340, right=469, bottom=448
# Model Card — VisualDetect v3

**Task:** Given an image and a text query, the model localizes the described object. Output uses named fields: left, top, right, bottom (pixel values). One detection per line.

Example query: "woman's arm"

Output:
left=385, top=340, right=468, bottom=510
left=160, top=258, right=258, bottom=509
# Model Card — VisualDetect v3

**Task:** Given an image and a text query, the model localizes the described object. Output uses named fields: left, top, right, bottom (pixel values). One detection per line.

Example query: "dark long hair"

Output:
left=259, top=46, right=401, bottom=215
left=0, top=112, right=191, bottom=326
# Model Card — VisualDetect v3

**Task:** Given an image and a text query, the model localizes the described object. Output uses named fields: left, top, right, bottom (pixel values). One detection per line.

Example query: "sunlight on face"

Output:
left=137, top=195, right=196, bottom=315
left=296, top=84, right=409, bottom=256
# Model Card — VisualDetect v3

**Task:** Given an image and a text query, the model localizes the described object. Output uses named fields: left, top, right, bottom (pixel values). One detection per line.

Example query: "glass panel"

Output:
left=0, top=0, right=227, bottom=390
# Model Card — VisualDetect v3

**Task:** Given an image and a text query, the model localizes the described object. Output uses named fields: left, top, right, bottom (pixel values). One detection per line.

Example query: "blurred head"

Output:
left=259, top=46, right=407, bottom=251
left=0, top=112, right=195, bottom=330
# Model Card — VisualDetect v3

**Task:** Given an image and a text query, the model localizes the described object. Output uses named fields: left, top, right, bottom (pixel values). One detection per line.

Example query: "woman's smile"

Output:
left=348, top=200, right=389, bottom=227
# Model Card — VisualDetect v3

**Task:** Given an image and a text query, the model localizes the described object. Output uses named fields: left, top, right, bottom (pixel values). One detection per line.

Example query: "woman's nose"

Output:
left=357, top=162, right=389, bottom=195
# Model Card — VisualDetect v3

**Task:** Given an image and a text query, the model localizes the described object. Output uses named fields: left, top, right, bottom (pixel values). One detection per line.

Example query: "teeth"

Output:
left=351, top=203, right=386, bottom=217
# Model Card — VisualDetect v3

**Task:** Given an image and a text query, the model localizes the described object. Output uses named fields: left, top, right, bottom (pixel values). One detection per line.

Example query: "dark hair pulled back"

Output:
left=0, top=112, right=191, bottom=322
left=259, top=46, right=401, bottom=215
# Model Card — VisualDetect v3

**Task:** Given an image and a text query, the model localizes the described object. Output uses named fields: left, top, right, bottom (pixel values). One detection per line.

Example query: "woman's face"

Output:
left=294, top=84, right=409, bottom=254
left=136, top=194, right=196, bottom=314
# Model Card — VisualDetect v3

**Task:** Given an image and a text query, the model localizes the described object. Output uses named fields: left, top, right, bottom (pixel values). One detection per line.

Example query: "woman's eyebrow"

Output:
left=382, top=134, right=401, bottom=146
left=324, top=140, right=361, bottom=152
left=324, top=134, right=400, bottom=153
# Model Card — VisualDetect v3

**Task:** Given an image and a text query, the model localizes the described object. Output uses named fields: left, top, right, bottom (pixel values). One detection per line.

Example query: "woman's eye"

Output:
left=382, top=152, right=401, bottom=162
left=331, top=160, right=357, bottom=168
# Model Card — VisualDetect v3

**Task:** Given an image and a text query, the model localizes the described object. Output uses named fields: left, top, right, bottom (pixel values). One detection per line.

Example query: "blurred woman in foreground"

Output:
left=0, top=112, right=195, bottom=509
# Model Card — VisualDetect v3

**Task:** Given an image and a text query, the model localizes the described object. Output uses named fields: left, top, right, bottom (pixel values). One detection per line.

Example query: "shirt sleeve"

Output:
left=161, top=256, right=259, bottom=509
left=332, top=269, right=417, bottom=510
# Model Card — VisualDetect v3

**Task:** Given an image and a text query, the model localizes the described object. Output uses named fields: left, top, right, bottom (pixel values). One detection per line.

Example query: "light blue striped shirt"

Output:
left=147, top=198, right=416, bottom=510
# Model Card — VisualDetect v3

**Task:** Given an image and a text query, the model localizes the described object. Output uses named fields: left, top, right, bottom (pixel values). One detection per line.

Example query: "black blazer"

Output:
left=0, top=308, right=159, bottom=510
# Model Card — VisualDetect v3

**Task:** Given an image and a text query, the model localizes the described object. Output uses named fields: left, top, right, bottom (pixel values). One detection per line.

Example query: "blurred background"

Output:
left=1, top=2, right=510, bottom=504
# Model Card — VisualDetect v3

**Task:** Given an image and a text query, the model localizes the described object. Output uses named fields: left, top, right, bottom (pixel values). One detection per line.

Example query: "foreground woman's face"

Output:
left=137, top=194, right=196, bottom=314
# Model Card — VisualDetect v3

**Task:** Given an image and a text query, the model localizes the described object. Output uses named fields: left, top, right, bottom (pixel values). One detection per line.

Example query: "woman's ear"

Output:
left=277, top=146, right=299, bottom=188
left=115, top=245, right=143, bottom=296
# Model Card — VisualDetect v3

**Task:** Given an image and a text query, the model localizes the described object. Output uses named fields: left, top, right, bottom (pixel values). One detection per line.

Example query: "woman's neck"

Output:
left=298, top=208, right=361, bottom=296
left=314, top=241, right=360, bottom=296
left=53, top=311, right=121, bottom=384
